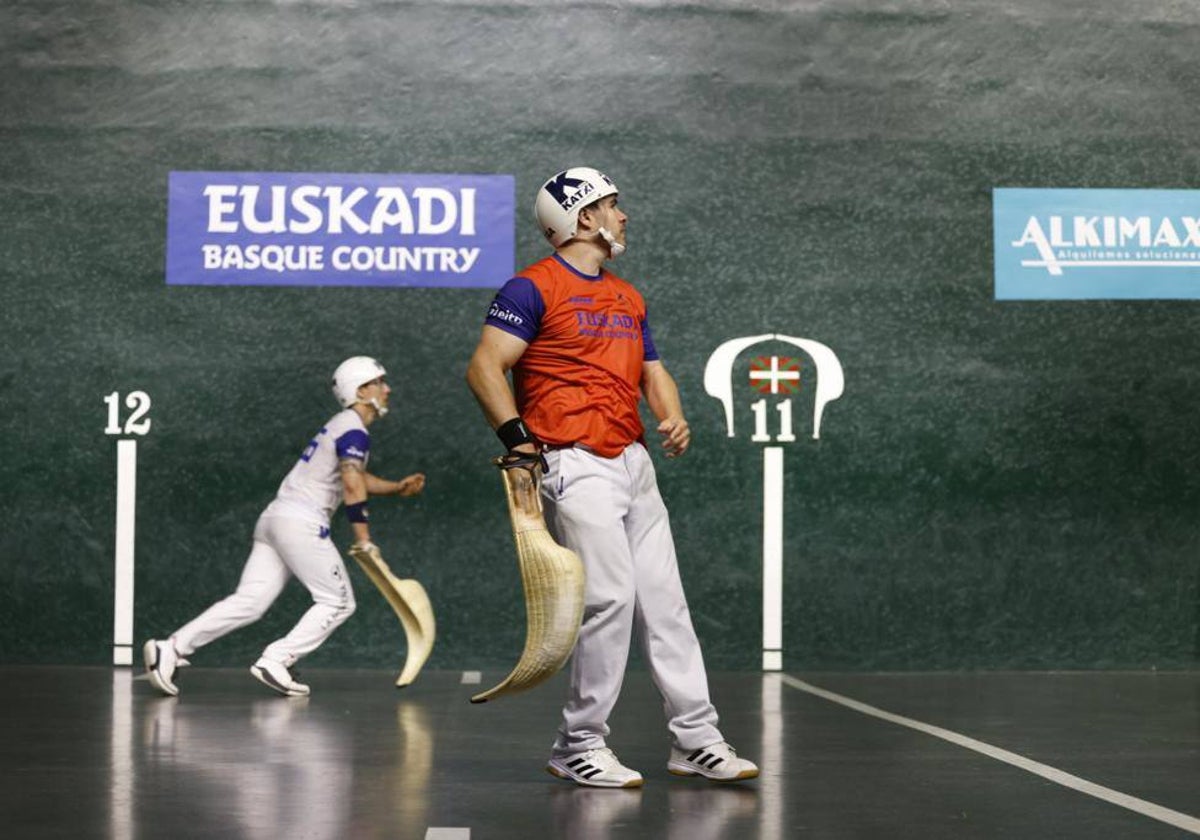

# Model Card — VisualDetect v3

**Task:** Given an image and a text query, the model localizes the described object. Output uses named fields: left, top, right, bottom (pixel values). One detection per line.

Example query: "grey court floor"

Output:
left=1, top=666, right=1197, bottom=839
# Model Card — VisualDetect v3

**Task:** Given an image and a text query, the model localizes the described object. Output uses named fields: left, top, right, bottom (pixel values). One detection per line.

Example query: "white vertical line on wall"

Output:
left=762, top=446, right=783, bottom=671
left=113, top=439, right=137, bottom=666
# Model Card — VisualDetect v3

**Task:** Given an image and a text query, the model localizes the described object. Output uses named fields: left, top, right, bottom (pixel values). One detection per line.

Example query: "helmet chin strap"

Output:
left=598, top=227, right=626, bottom=258
left=366, top=397, right=388, bottom=418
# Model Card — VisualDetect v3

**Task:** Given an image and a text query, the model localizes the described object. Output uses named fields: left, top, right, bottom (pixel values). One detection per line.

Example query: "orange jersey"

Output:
left=484, top=255, right=660, bottom=457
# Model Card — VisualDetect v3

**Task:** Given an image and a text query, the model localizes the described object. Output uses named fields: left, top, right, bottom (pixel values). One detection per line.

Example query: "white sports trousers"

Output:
left=171, top=512, right=356, bottom=666
left=542, top=442, right=723, bottom=756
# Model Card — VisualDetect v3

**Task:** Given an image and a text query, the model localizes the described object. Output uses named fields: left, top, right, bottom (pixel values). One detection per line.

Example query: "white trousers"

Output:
left=543, top=442, right=722, bottom=756
left=172, top=512, right=356, bottom=666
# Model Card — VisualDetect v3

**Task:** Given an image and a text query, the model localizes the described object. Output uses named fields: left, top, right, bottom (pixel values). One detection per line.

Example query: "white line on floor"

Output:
left=425, top=829, right=470, bottom=840
left=780, top=674, right=1200, bottom=836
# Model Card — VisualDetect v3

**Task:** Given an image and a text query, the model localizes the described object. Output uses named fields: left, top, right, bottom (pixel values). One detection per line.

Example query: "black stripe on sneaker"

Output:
left=567, top=758, right=587, bottom=769
left=581, top=766, right=602, bottom=779
left=689, top=750, right=725, bottom=770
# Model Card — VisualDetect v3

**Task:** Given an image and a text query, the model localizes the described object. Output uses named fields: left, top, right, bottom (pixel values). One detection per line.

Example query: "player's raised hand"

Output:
left=657, top=417, right=690, bottom=458
left=395, top=473, right=426, bottom=496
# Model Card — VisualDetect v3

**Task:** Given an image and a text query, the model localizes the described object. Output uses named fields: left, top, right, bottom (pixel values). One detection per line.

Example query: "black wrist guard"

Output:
left=496, top=417, right=535, bottom=451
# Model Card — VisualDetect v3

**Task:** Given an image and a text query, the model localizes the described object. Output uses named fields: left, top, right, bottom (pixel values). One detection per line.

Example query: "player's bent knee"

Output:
left=324, top=597, right=355, bottom=626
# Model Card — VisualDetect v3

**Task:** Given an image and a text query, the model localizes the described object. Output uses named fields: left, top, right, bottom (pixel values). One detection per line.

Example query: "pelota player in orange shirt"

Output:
left=466, top=167, right=759, bottom=788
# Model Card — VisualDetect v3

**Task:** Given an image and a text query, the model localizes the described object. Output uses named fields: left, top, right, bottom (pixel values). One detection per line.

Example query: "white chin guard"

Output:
left=368, top=398, right=389, bottom=418
left=599, top=227, right=625, bottom=258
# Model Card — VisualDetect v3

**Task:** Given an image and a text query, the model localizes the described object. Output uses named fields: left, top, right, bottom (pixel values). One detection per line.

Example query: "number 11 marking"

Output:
left=750, top=398, right=798, bottom=443
left=704, top=334, right=845, bottom=673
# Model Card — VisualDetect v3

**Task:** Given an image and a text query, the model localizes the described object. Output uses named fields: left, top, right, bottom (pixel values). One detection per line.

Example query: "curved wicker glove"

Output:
left=470, top=455, right=585, bottom=703
left=349, top=541, right=436, bottom=688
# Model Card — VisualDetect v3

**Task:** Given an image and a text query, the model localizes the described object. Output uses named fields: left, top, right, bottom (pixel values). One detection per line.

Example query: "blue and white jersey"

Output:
left=265, top=409, right=370, bottom=524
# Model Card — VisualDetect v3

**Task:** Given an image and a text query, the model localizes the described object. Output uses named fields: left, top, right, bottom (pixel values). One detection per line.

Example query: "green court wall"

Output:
left=2, top=0, right=1197, bottom=670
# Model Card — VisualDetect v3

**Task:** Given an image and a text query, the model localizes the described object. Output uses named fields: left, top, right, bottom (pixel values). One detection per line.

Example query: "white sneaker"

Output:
left=250, top=657, right=310, bottom=697
left=668, top=742, right=759, bottom=781
left=143, top=639, right=180, bottom=697
left=547, top=748, right=644, bottom=788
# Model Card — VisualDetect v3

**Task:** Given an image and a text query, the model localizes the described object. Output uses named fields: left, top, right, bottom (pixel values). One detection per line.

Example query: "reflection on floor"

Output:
left=1, top=667, right=1197, bottom=839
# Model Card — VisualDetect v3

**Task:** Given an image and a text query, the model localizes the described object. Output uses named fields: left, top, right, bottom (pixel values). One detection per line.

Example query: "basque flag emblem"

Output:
left=749, top=356, right=801, bottom=395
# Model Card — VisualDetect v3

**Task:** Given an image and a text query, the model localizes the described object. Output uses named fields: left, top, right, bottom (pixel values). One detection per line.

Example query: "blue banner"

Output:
left=994, top=188, right=1200, bottom=300
left=166, top=172, right=514, bottom=288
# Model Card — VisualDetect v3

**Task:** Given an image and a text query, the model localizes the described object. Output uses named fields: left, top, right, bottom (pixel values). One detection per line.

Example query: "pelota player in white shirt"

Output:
left=143, top=356, right=426, bottom=697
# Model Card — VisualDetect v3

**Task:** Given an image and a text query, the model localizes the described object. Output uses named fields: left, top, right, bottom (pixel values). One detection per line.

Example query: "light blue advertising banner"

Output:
left=167, top=172, right=514, bottom=287
left=994, top=188, right=1200, bottom=299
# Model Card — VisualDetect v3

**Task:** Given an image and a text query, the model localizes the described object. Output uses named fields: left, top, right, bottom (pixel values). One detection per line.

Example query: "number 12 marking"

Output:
left=104, top=391, right=152, bottom=436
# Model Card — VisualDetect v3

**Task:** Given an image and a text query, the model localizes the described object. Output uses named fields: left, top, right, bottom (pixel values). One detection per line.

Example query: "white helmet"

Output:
left=332, top=356, right=388, bottom=414
left=533, top=167, right=619, bottom=248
